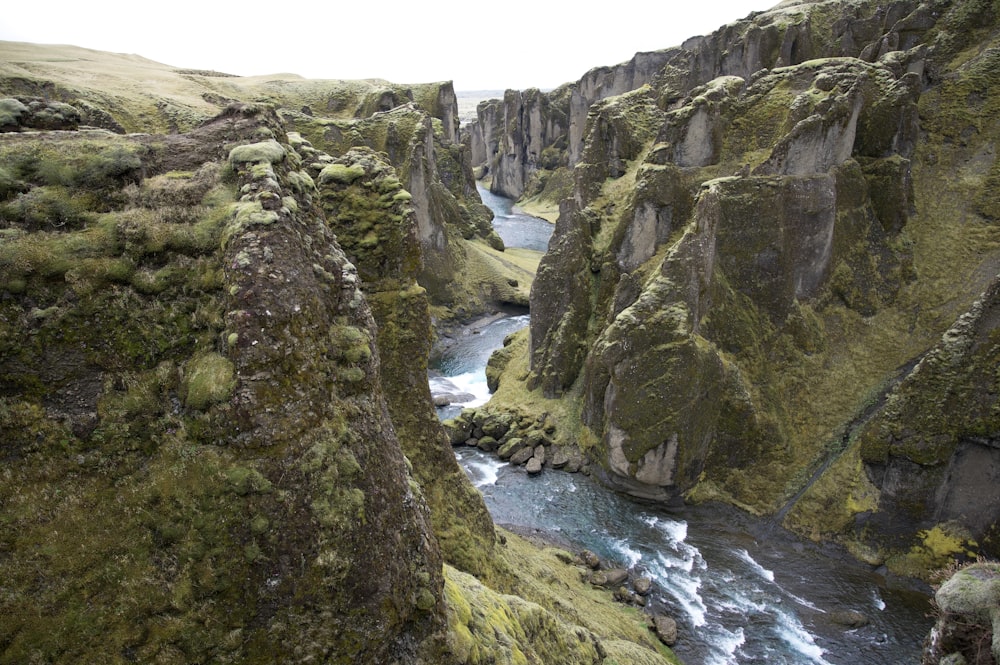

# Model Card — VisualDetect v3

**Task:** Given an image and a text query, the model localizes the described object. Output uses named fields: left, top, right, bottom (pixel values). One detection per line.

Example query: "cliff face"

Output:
left=0, top=105, right=448, bottom=663
left=465, top=0, right=940, bottom=201
left=493, top=0, right=1000, bottom=576
left=313, top=145, right=497, bottom=576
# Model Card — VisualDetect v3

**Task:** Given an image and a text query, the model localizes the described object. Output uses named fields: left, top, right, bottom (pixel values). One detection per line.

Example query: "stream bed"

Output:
left=429, top=187, right=933, bottom=664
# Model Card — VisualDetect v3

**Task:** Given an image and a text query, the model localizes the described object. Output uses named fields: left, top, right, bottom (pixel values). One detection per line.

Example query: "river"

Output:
left=429, top=186, right=933, bottom=664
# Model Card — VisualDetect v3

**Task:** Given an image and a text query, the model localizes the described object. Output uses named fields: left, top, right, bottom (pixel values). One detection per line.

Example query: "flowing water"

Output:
left=430, top=187, right=934, bottom=664
left=477, top=183, right=554, bottom=252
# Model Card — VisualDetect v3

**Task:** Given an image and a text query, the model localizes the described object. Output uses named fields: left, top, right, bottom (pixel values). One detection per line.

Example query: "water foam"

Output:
left=610, top=538, right=642, bottom=568
left=785, top=589, right=825, bottom=613
left=444, top=370, right=491, bottom=407
left=704, top=626, right=746, bottom=665
left=465, top=458, right=506, bottom=487
left=736, top=548, right=775, bottom=583
left=773, top=608, right=834, bottom=664
left=654, top=516, right=689, bottom=544
left=653, top=552, right=708, bottom=626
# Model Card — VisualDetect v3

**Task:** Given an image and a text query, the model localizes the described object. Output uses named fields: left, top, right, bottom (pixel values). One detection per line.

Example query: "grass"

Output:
left=443, top=528, right=678, bottom=665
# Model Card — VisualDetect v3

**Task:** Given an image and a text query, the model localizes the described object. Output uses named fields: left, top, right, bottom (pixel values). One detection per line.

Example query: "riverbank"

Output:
left=514, top=193, right=559, bottom=223
left=432, top=184, right=935, bottom=664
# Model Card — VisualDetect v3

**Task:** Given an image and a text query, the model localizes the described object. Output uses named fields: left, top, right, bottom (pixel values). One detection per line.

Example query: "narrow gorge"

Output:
left=2, top=0, right=999, bottom=662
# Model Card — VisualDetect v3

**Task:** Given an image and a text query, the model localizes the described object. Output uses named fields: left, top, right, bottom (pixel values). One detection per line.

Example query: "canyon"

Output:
left=2, top=0, right=999, bottom=661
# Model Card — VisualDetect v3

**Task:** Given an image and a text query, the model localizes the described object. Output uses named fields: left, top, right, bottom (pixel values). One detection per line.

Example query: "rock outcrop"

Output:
left=0, top=104, right=448, bottom=663
left=314, top=145, right=498, bottom=576
left=924, top=561, right=1000, bottom=665
left=486, top=0, right=1000, bottom=576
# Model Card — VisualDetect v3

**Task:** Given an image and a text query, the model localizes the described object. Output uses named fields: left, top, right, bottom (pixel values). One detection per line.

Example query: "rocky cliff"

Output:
left=0, top=103, right=448, bottom=663
left=0, top=44, right=675, bottom=664
left=0, top=42, right=526, bottom=322
left=485, top=0, right=1000, bottom=578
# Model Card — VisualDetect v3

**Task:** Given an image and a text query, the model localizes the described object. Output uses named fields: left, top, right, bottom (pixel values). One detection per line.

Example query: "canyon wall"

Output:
left=0, top=44, right=676, bottom=664
left=489, top=0, right=1000, bottom=576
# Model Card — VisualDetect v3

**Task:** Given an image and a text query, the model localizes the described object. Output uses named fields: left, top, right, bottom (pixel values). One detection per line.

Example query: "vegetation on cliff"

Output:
left=0, top=43, right=674, bottom=664
left=478, top=0, right=1000, bottom=580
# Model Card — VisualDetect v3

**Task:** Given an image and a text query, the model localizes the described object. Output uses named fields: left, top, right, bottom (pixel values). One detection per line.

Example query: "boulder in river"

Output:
left=830, top=609, right=869, bottom=628
left=442, top=417, right=473, bottom=445
left=481, top=414, right=512, bottom=440
left=477, top=436, right=499, bottom=452
left=652, top=614, right=678, bottom=646
left=509, top=446, right=535, bottom=466
left=497, top=437, right=527, bottom=460
left=551, top=447, right=571, bottom=468
left=526, top=457, right=543, bottom=474
left=590, top=568, right=629, bottom=587
left=633, top=576, right=653, bottom=596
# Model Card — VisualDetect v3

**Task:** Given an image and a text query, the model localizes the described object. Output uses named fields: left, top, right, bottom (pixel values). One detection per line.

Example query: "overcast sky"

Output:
left=0, top=0, right=774, bottom=91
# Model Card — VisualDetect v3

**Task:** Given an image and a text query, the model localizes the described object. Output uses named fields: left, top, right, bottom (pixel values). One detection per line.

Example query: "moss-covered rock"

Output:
left=924, top=561, right=1000, bottom=665
left=0, top=105, right=450, bottom=663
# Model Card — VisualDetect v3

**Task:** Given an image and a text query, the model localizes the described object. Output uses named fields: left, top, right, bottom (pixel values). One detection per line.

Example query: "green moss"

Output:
left=183, top=352, right=235, bottom=410
left=318, top=163, right=366, bottom=185
left=0, top=97, right=28, bottom=127
left=227, top=139, right=286, bottom=166
left=889, top=523, right=981, bottom=577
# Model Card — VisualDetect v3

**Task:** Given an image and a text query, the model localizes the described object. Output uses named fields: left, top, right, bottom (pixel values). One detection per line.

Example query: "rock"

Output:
left=613, top=586, right=636, bottom=604
left=563, top=454, right=584, bottom=474
left=477, top=436, right=499, bottom=452
left=604, top=568, right=629, bottom=586
left=924, top=562, right=1000, bottom=665
left=652, top=614, right=678, bottom=646
left=441, top=418, right=473, bottom=446
left=497, top=437, right=526, bottom=460
left=481, top=415, right=511, bottom=440
left=938, top=654, right=967, bottom=665
left=533, top=444, right=546, bottom=465
left=551, top=447, right=571, bottom=468
left=590, top=568, right=628, bottom=587
left=589, top=571, right=610, bottom=586
left=580, top=550, right=601, bottom=570
left=526, top=457, right=543, bottom=474
left=509, top=446, right=535, bottom=466
left=632, top=576, right=652, bottom=596
left=524, top=429, right=550, bottom=447
left=830, top=610, right=869, bottom=628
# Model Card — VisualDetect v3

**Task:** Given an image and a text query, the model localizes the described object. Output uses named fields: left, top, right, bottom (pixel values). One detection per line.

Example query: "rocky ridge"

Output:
left=480, top=0, right=1000, bottom=581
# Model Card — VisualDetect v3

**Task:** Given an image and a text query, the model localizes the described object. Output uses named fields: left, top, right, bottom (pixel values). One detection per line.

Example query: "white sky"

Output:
left=0, top=0, right=773, bottom=91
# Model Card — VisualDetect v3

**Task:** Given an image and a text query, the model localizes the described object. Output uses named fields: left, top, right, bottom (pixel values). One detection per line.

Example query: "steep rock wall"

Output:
left=314, top=145, right=498, bottom=576
left=0, top=105, right=448, bottom=663
left=465, top=0, right=932, bottom=204
left=497, top=0, right=1000, bottom=575
left=287, top=103, right=515, bottom=320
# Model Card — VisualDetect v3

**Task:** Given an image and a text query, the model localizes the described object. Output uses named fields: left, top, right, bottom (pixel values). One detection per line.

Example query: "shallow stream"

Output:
left=430, top=187, right=933, bottom=664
